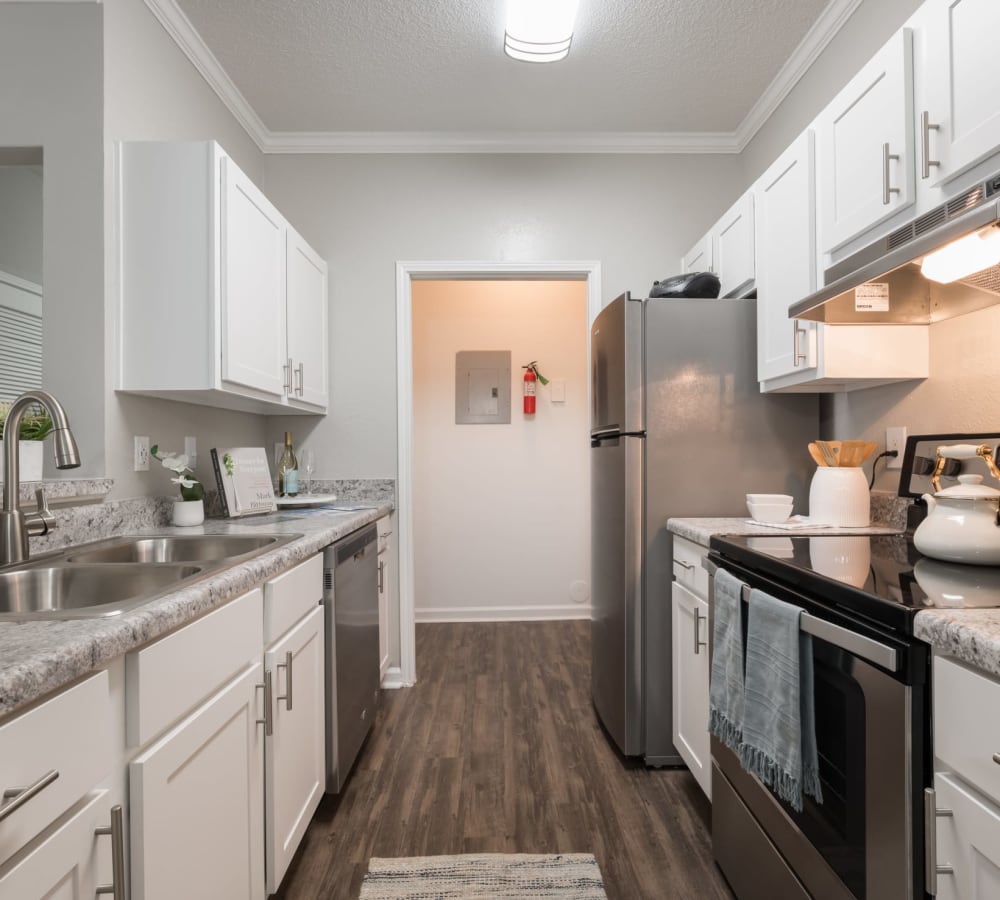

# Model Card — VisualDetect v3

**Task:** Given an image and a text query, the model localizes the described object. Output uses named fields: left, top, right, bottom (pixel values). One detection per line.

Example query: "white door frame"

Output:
left=389, top=260, right=603, bottom=687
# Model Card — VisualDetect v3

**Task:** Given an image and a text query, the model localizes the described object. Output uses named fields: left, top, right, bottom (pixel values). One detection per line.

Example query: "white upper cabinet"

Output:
left=713, top=191, right=755, bottom=299
left=681, top=233, right=713, bottom=275
left=754, top=131, right=818, bottom=383
left=285, top=227, right=329, bottom=411
left=221, top=157, right=288, bottom=399
left=117, top=141, right=328, bottom=415
left=816, top=29, right=915, bottom=256
left=914, top=0, right=1000, bottom=196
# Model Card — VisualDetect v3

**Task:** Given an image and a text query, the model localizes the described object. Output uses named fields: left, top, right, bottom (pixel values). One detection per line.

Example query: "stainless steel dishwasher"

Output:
left=322, top=523, right=379, bottom=793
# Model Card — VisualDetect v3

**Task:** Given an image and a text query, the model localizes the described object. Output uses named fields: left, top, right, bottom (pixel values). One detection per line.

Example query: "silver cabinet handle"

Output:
left=276, top=651, right=293, bottom=712
left=283, top=358, right=293, bottom=395
left=883, top=142, right=901, bottom=205
left=0, top=769, right=59, bottom=822
left=993, top=752, right=1000, bottom=766
left=921, top=111, right=941, bottom=179
left=378, top=559, right=385, bottom=593
left=674, top=559, right=695, bottom=571
left=256, top=671, right=274, bottom=736
left=793, top=320, right=810, bottom=367
left=693, top=607, right=707, bottom=655
left=295, top=363, right=304, bottom=396
left=95, top=804, right=125, bottom=900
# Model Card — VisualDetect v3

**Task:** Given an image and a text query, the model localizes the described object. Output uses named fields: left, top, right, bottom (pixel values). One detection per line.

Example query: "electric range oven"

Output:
left=705, top=532, right=1000, bottom=900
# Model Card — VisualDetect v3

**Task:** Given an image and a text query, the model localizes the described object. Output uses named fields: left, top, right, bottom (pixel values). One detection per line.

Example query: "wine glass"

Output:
left=301, top=449, right=315, bottom=495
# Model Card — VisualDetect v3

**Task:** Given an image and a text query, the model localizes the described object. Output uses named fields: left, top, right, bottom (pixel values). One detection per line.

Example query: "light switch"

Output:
left=550, top=380, right=566, bottom=403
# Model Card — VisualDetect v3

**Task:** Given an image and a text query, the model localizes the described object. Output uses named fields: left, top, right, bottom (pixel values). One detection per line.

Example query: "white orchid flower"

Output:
left=160, top=453, right=191, bottom=475
left=170, top=475, right=198, bottom=489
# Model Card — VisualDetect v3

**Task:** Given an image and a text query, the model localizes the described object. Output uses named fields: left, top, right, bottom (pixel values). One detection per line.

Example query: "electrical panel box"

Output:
left=455, top=351, right=511, bottom=425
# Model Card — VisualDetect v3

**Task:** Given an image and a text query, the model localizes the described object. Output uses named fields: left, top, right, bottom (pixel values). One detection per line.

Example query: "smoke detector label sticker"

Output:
left=855, top=283, right=890, bottom=312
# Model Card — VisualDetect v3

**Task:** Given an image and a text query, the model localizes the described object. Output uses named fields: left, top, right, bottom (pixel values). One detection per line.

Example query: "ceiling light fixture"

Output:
left=504, top=0, right=579, bottom=63
left=921, top=225, right=1000, bottom=283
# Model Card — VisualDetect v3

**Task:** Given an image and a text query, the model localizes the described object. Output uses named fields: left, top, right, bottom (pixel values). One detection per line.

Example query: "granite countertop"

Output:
left=666, top=516, right=902, bottom=546
left=0, top=504, right=391, bottom=720
left=666, top=515, right=1000, bottom=680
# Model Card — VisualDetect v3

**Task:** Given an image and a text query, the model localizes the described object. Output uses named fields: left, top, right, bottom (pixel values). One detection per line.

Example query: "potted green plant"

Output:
left=151, top=444, right=205, bottom=526
left=0, top=401, right=54, bottom=481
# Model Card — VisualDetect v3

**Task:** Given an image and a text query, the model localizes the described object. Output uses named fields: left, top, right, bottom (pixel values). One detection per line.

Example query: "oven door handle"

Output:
left=704, top=559, right=900, bottom=672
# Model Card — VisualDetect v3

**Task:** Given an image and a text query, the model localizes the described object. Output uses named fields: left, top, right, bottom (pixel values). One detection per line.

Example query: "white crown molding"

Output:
left=144, top=0, right=270, bottom=151
left=734, top=0, right=864, bottom=151
left=263, top=130, right=740, bottom=154
left=147, top=0, right=859, bottom=156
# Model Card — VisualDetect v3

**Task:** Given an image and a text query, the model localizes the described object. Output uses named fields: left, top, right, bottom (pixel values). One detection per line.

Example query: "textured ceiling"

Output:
left=173, top=0, right=831, bottom=136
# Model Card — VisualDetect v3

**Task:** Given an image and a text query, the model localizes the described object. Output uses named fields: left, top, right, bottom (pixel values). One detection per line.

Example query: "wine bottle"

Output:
left=277, top=431, right=299, bottom=496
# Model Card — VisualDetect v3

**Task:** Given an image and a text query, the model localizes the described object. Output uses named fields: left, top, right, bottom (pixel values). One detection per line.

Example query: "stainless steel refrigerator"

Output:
left=590, top=292, right=817, bottom=765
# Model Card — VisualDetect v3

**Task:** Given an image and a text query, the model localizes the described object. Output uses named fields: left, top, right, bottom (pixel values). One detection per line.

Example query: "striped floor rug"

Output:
left=358, top=853, right=608, bottom=899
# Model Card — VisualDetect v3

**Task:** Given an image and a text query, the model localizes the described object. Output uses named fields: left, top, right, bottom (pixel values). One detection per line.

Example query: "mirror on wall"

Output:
left=0, top=147, right=43, bottom=402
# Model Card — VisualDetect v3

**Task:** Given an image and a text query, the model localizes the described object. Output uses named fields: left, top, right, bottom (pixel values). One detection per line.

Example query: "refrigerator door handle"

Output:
left=591, top=427, right=621, bottom=441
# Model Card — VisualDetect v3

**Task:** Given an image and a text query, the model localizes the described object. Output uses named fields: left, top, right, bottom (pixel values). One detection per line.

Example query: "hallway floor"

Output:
left=275, top=621, right=734, bottom=899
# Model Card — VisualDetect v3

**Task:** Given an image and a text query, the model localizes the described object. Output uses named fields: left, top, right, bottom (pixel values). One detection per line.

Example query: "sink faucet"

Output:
left=1, top=390, right=81, bottom=566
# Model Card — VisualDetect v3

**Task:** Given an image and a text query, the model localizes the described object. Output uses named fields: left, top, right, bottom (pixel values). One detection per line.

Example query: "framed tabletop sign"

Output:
left=209, top=447, right=277, bottom=517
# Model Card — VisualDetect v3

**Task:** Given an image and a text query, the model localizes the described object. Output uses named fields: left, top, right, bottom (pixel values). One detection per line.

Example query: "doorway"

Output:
left=392, top=261, right=602, bottom=687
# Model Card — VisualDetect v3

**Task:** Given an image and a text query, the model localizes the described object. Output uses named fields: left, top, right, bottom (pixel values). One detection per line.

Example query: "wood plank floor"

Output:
left=275, top=621, right=734, bottom=900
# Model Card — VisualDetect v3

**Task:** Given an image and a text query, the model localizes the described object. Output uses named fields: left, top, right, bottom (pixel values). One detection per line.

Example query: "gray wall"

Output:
left=0, top=166, right=43, bottom=285
left=0, top=2, right=105, bottom=477
left=102, top=0, right=269, bottom=499
left=262, top=152, right=744, bottom=477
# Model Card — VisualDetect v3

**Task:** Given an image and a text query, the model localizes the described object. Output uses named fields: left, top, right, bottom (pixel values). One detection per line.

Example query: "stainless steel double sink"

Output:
left=0, top=533, right=300, bottom=621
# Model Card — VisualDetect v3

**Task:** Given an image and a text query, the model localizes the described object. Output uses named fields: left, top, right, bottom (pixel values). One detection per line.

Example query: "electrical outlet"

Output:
left=184, top=436, right=197, bottom=468
left=134, top=435, right=150, bottom=471
left=886, top=426, right=907, bottom=469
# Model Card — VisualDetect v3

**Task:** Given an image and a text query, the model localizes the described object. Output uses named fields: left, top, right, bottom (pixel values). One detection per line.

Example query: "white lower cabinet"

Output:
left=934, top=772, right=1000, bottom=899
left=129, top=661, right=266, bottom=900
left=672, top=580, right=711, bottom=799
left=264, top=605, right=325, bottom=893
left=671, top=535, right=711, bottom=800
left=376, top=514, right=395, bottom=681
left=0, top=790, right=119, bottom=900
left=933, top=655, right=1000, bottom=898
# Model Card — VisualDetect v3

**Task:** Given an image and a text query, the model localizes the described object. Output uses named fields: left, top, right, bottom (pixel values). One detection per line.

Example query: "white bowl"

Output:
left=746, top=493, right=794, bottom=504
left=747, top=500, right=793, bottom=523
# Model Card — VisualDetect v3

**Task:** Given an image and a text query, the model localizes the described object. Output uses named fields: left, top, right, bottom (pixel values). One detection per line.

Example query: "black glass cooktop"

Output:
left=709, top=533, right=1000, bottom=634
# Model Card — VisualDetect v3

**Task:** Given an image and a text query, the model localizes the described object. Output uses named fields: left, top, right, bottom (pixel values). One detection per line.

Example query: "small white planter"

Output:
left=172, top=499, right=205, bottom=527
left=0, top=440, right=44, bottom=482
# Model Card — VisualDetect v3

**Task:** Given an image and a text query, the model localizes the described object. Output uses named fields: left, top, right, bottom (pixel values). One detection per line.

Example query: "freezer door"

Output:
left=591, top=292, right=644, bottom=436
left=590, top=434, right=644, bottom=756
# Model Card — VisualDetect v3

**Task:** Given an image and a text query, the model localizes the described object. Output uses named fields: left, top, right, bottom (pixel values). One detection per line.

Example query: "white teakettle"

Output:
left=914, top=474, right=1000, bottom=565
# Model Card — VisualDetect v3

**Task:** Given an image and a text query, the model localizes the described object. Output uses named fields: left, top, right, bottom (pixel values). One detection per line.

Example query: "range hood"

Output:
left=790, top=171, right=1000, bottom=324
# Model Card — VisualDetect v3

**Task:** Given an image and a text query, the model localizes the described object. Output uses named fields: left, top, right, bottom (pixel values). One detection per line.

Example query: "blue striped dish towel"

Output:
left=739, top=589, right=823, bottom=812
left=709, top=568, right=746, bottom=753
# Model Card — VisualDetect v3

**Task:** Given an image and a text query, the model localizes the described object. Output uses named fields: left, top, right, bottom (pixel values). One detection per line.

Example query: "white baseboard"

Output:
left=380, top=666, right=410, bottom=690
left=415, top=605, right=592, bottom=623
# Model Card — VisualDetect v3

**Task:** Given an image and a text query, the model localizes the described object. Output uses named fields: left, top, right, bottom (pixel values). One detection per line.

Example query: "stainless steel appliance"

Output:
left=707, top=531, right=1000, bottom=900
left=323, top=524, right=379, bottom=793
left=589, top=292, right=817, bottom=764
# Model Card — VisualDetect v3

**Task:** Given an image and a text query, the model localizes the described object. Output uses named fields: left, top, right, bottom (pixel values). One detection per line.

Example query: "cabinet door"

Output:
left=682, top=233, right=713, bottom=274
left=286, top=227, right=328, bottom=410
left=264, top=606, right=325, bottom=894
left=817, top=29, right=915, bottom=253
left=713, top=191, right=755, bottom=298
left=921, top=0, right=1000, bottom=187
left=755, top=131, right=819, bottom=383
left=221, top=157, right=287, bottom=398
left=130, top=661, right=265, bottom=900
left=934, top=772, right=1000, bottom=899
left=0, top=791, right=116, bottom=900
left=671, top=581, right=710, bottom=799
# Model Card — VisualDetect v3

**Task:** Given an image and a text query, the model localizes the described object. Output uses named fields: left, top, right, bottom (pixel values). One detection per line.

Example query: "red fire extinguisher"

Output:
left=522, top=361, right=548, bottom=415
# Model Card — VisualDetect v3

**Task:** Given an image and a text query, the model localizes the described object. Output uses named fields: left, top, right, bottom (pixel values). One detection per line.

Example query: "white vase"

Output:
left=172, top=499, right=205, bottom=527
left=808, top=466, right=870, bottom=527
left=0, top=440, right=44, bottom=481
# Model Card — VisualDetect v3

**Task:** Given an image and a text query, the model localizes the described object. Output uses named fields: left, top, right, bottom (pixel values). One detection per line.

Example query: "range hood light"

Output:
left=920, top=226, right=1000, bottom=284
left=505, top=0, right=579, bottom=63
